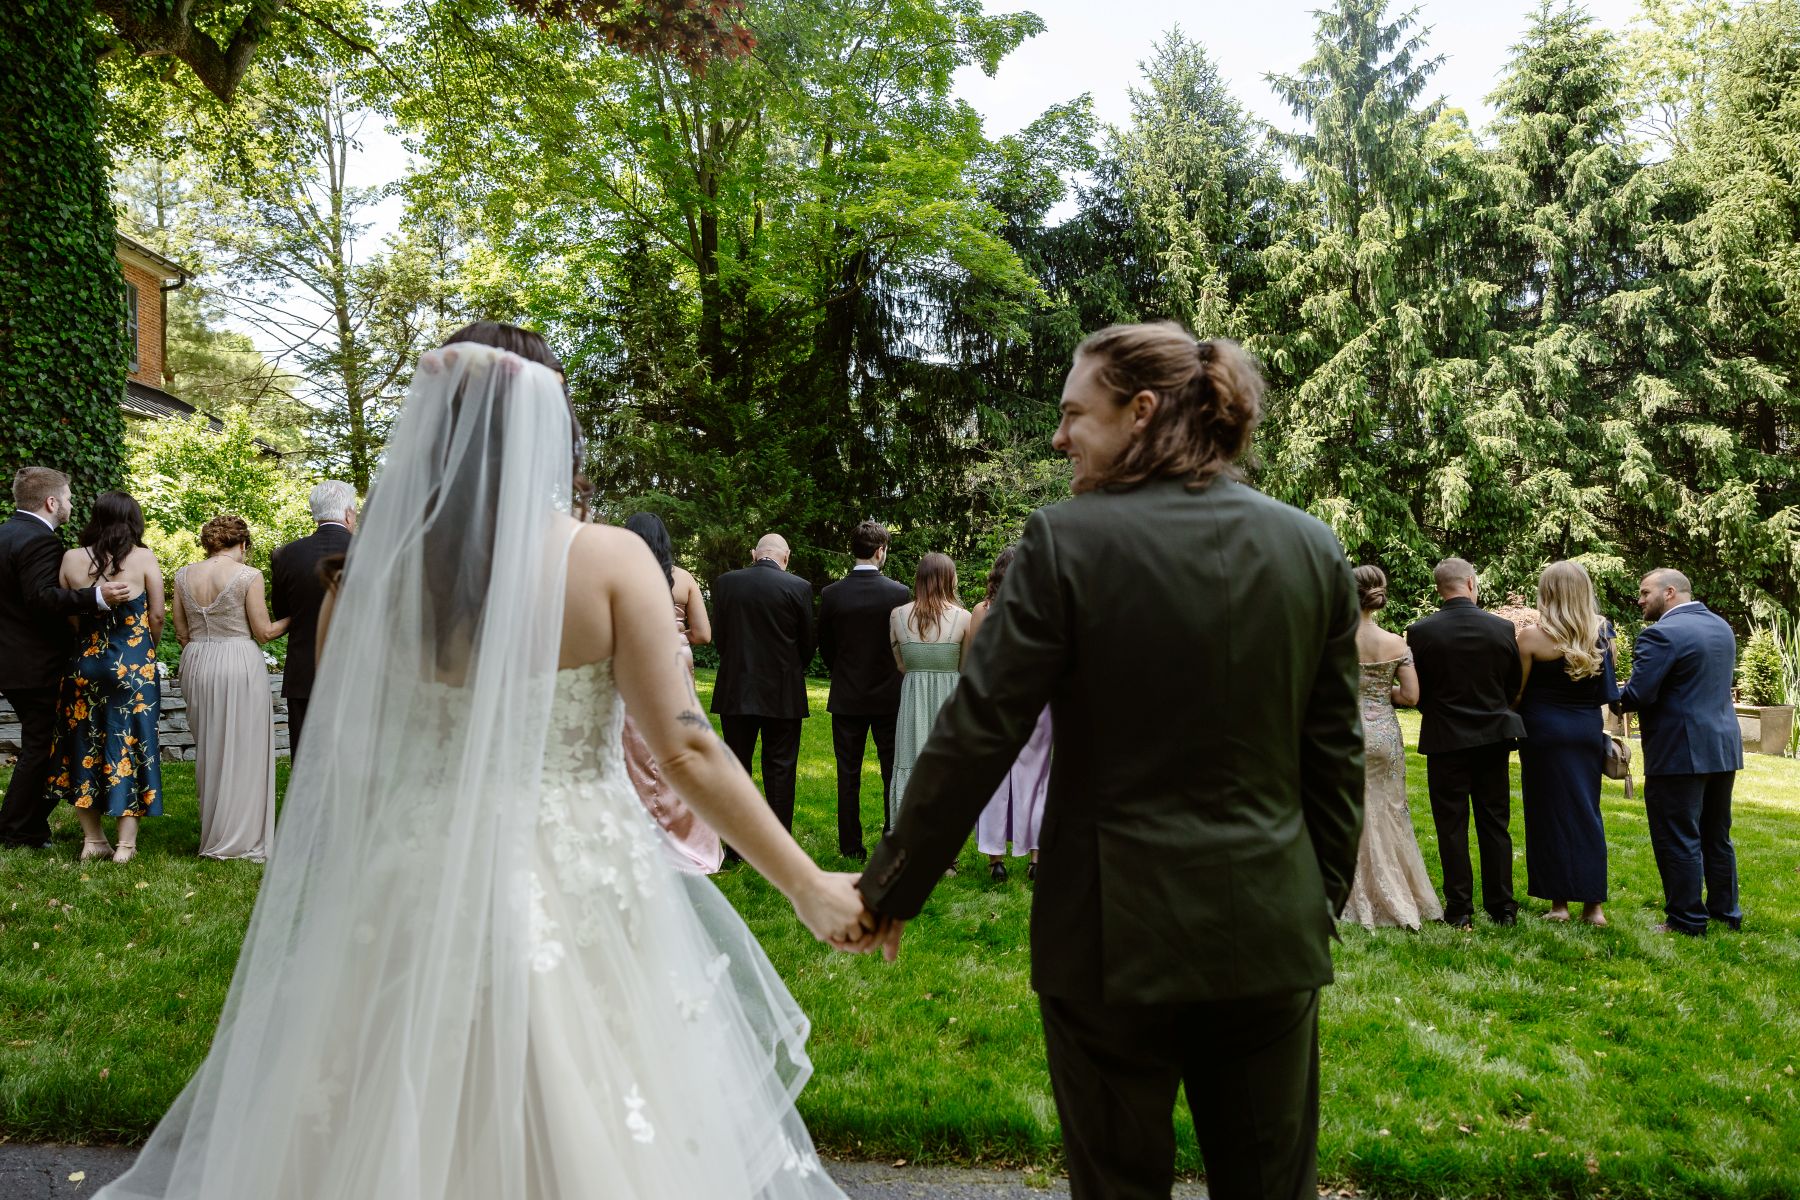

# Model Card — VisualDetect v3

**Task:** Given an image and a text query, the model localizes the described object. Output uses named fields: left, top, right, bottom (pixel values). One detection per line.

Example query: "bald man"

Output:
left=1615, top=568, right=1743, bottom=934
left=709, top=534, right=816, bottom=835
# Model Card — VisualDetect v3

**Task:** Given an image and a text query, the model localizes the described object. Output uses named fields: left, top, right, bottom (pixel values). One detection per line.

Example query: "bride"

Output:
left=98, top=322, right=868, bottom=1199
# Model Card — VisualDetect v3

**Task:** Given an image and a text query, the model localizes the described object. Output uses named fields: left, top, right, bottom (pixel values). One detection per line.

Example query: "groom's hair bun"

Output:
left=1072, top=322, right=1263, bottom=494
left=1353, top=564, right=1389, bottom=612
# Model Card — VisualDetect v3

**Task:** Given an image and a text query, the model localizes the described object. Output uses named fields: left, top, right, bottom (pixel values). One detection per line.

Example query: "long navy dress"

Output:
left=1518, top=632, right=1618, bottom=903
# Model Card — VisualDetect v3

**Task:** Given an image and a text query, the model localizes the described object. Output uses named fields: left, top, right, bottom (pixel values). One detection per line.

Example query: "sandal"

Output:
left=989, top=861, right=1008, bottom=883
left=111, top=843, right=138, bottom=865
left=79, top=839, right=114, bottom=862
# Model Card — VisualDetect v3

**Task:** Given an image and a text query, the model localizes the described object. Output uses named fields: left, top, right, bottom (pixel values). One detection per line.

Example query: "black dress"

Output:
left=1518, top=634, right=1619, bottom=903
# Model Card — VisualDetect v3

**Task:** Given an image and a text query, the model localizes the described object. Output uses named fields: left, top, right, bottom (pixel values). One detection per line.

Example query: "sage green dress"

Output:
left=890, top=605, right=970, bottom=818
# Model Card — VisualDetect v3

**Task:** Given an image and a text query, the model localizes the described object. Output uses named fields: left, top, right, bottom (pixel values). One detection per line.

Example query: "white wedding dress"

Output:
left=97, top=339, right=847, bottom=1199
left=515, top=659, right=842, bottom=1196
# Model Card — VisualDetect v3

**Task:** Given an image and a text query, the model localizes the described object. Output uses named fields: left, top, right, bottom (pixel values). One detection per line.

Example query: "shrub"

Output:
left=1738, top=628, right=1785, bottom=707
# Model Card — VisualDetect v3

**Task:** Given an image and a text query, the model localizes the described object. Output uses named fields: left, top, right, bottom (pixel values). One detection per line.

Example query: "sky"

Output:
left=954, top=0, right=1646, bottom=140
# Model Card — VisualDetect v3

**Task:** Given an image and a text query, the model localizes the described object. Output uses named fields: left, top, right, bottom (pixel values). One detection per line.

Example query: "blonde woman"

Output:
left=1515, top=561, right=1620, bottom=925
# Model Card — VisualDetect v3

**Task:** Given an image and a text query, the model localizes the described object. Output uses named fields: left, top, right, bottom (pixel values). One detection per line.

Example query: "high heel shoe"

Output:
left=80, top=839, right=114, bottom=862
left=111, top=843, right=138, bottom=865
left=1026, top=862, right=1037, bottom=882
left=989, top=861, right=1008, bottom=883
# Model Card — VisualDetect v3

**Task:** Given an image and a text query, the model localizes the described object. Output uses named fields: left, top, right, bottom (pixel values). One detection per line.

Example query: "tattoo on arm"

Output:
left=677, top=709, right=713, bottom=733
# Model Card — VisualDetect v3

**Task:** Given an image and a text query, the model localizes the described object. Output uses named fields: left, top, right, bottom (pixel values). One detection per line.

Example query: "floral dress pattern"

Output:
left=49, top=592, right=163, bottom=818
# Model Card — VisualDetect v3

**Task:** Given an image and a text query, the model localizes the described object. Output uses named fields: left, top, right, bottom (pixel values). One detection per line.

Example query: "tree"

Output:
left=1255, top=0, right=1493, bottom=606
left=1473, top=1, right=1647, bottom=603
left=0, top=0, right=131, bottom=518
left=1107, top=28, right=1283, bottom=339
left=126, top=411, right=314, bottom=573
left=392, top=0, right=1057, bottom=582
left=5, top=0, right=753, bottom=549
left=1608, top=0, right=1800, bottom=619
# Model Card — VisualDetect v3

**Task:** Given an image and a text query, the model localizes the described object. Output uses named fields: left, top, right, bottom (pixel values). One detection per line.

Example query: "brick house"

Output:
left=115, top=233, right=217, bottom=430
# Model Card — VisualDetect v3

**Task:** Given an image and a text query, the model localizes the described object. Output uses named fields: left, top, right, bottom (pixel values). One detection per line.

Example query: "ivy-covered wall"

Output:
left=0, top=0, right=129, bottom=518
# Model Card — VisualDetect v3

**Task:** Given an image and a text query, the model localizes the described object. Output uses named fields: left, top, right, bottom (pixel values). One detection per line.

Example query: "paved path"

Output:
left=0, top=1145, right=1222, bottom=1199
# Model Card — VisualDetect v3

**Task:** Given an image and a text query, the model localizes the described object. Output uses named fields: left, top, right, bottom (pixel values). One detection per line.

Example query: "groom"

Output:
left=854, top=324, right=1364, bottom=1200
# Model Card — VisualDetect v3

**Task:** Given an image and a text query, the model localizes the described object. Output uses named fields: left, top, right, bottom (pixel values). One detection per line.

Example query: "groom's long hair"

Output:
left=1075, top=321, right=1263, bottom=494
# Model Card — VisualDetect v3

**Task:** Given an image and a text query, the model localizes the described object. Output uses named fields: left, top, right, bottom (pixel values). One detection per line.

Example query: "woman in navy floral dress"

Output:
left=48, top=492, right=165, bottom=863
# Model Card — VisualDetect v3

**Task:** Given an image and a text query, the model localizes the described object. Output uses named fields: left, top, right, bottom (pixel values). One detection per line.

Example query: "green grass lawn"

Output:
left=4, top=673, right=1798, bottom=1198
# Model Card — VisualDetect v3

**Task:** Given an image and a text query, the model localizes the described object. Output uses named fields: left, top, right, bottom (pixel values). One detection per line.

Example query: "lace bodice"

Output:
left=175, top=565, right=258, bottom=641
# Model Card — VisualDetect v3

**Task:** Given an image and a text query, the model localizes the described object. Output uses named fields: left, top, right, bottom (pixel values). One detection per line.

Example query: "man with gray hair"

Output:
left=1615, top=568, right=1743, bottom=934
left=272, top=481, right=358, bottom=755
left=710, top=533, right=816, bottom=840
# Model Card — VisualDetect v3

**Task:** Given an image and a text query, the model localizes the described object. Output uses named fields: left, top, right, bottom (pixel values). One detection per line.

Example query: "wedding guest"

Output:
left=710, top=533, right=815, bottom=834
left=1515, top=561, right=1619, bottom=926
left=817, top=520, right=911, bottom=859
left=1615, top=568, right=1743, bottom=935
left=1340, top=565, right=1441, bottom=929
left=1406, top=557, right=1525, bottom=928
left=0, top=467, right=129, bottom=851
left=968, top=546, right=1049, bottom=883
left=618, top=512, right=723, bottom=874
left=857, top=323, right=1363, bottom=1200
left=47, top=491, right=165, bottom=863
left=172, top=515, right=289, bottom=862
left=271, top=480, right=356, bottom=756
left=888, top=552, right=970, bottom=825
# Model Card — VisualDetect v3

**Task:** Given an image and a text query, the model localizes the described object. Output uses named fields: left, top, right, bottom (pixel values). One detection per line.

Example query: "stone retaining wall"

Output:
left=0, top=673, right=291, bottom=764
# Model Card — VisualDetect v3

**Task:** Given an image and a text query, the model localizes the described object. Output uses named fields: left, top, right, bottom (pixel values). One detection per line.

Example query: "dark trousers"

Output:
left=1039, top=989, right=1320, bottom=1200
left=0, top=686, right=60, bottom=847
left=830, top=712, right=896, bottom=854
left=1426, top=743, right=1518, bottom=923
left=286, top=696, right=310, bottom=760
left=1644, top=772, right=1741, bottom=934
left=720, top=715, right=803, bottom=831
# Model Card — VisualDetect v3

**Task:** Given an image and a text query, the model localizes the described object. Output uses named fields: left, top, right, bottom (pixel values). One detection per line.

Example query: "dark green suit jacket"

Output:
left=858, top=478, right=1365, bottom=1005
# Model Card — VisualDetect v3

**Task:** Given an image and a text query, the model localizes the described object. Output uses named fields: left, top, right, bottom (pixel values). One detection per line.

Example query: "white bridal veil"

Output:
left=100, top=343, right=583, bottom=1197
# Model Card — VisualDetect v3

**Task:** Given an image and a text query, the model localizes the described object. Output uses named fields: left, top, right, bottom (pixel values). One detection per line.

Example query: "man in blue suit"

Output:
left=1615, top=568, right=1744, bottom=935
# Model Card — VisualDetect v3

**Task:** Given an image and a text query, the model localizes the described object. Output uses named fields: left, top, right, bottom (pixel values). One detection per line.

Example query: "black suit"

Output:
left=0, top=510, right=106, bottom=847
left=1405, top=596, right=1526, bottom=924
left=859, top=479, right=1365, bottom=1200
left=710, top=558, right=815, bottom=831
left=271, top=523, right=352, bottom=755
left=817, top=566, right=911, bottom=854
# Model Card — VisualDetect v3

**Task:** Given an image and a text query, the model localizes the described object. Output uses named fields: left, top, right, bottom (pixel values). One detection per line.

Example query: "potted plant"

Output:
left=1737, top=627, right=1794, bottom=757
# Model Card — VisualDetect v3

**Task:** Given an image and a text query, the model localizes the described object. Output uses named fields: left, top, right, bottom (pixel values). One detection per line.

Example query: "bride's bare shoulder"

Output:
left=565, top=520, right=658, bottom=587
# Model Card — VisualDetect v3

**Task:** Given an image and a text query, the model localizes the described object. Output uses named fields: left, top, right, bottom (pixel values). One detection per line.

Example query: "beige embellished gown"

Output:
left=1340, top=656, right=1443, bottom=929
left=174, top=564, right=277, bottom=862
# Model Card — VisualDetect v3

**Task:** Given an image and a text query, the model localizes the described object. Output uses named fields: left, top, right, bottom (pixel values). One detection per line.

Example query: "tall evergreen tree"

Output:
left=1611, top=0, right=1800, bottom=618
left=1256, top=0, right=1492, bottom=607
left=1475, top=2, right=1646, bottom=602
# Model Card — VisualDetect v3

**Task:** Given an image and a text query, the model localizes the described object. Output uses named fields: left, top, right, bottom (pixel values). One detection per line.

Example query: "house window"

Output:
left=125, top=281, right=140, bottom=374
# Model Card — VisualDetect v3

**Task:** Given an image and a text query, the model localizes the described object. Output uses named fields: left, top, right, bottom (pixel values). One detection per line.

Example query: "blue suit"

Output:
left=1617, top=602, right=1743, bottom=932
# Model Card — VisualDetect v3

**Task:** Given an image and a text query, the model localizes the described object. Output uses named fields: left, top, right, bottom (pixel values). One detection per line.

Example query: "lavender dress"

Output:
left=976, top=707, right=1051, bottom=856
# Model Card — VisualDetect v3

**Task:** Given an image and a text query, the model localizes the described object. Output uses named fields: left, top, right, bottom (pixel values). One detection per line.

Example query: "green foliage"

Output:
left=0, top=0, right=130, bottom=525
left=1740, top=626, right=1787, bottom=706
left=125, top=411, right=313, bottom=572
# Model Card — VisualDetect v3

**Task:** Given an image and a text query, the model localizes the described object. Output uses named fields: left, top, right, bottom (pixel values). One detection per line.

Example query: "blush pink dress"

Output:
left=621, top=597, right=724, bottom=874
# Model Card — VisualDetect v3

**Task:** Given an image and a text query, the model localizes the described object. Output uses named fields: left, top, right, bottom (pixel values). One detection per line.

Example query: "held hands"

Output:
left=790, top=871, right=906, bottom=961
